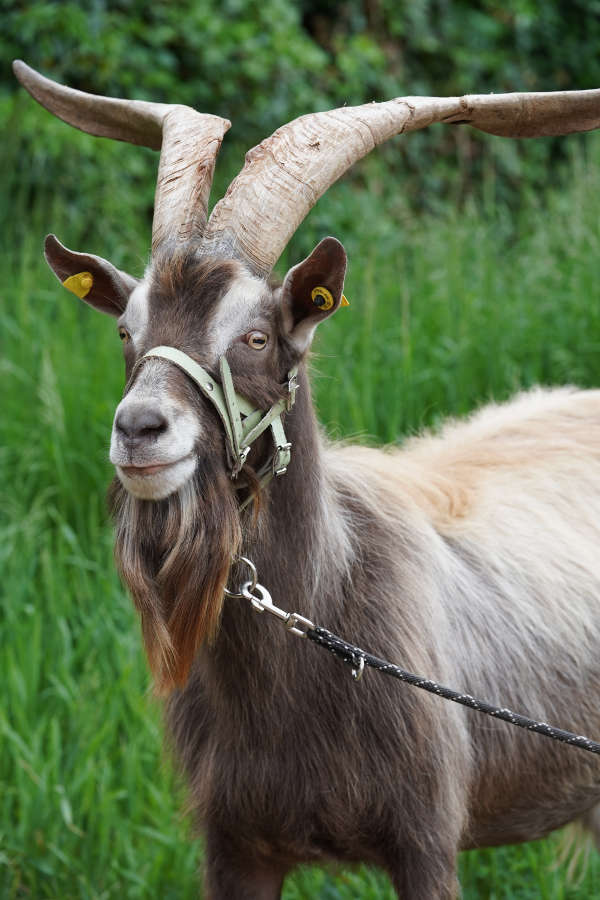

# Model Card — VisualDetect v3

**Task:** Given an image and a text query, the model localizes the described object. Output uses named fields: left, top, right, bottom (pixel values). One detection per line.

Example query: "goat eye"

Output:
left=246, top=331, right=268, bottom=350
left=118, top=327, right=131, bottom=343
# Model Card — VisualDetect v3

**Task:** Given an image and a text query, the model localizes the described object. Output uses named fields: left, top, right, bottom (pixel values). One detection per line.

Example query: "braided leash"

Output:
left=227, top=559, right=600, bottom=756
left=307, top=626, right=600, bottom=755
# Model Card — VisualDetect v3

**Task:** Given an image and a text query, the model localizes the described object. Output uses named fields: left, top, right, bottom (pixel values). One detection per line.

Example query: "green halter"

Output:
left=141, top=346, right=298, bottom=508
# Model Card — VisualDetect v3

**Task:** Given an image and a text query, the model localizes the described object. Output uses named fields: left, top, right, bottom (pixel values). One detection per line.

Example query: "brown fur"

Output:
left=104, top=252, right=600, bottom=900
left=109, top=459, right=241, bottom=691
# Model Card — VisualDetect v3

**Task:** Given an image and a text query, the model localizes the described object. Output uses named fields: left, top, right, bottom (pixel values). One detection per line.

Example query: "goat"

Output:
left=14, top=59, right=600, bottom=899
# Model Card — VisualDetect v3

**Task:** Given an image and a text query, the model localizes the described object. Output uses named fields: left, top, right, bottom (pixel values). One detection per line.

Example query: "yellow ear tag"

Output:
left=62, top=271, right=94, bottom=299
left=341, top=294, right=350, bottom=307
left=311, top=286, right=334, bottom=311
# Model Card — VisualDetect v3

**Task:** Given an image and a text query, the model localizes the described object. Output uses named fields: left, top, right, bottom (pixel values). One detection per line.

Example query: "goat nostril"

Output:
left=139, top=417, right=168, bottom=437
left=116, top=405, right=168, bottom=441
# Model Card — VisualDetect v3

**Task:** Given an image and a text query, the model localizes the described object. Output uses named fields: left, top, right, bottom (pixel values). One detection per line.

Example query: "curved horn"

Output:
left=202, top=89, right=600, bottom=277
left=13, top=60, right=231, bottom=252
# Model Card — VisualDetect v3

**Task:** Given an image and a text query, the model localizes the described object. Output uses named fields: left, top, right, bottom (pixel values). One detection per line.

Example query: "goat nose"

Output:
left=115, top=404, right=168, bottom=441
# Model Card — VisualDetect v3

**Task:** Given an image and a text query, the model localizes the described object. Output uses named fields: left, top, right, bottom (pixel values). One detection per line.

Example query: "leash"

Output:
left=307, top=626, right=600, bottom=754
left=227, top=558, right=600, bottom=756
left=140, top=346, right=600, bottom=756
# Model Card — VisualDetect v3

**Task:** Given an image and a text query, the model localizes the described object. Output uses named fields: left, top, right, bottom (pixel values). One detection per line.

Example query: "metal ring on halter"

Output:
left=224, top=556, right=258, bottom=599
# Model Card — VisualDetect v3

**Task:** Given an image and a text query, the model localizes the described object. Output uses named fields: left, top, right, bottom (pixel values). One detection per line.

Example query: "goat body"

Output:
left=161, top=377, right=600, bottom=899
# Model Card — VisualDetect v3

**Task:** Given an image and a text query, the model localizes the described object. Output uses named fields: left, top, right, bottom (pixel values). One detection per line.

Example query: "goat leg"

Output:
left=203, top=830, right=287, bottom=900
left=387, top=844, right=460, bottom=900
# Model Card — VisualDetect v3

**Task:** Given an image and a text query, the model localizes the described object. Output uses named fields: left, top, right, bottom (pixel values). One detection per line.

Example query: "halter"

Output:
left=140, top=347, right=298, bottom=509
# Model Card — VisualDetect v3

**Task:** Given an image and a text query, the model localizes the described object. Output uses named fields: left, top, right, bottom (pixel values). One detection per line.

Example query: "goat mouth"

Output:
left=119, top=461, right=180, bottom=477
left=115, top=454, right=197, bottom=500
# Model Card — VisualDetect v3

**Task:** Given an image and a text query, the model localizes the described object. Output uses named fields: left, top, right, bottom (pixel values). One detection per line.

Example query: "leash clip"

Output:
left=239, top=580, right=314, bottom=637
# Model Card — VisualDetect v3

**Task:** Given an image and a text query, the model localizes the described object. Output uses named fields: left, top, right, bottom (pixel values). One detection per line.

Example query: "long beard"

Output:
left=109, top=460, right=241, bottom=693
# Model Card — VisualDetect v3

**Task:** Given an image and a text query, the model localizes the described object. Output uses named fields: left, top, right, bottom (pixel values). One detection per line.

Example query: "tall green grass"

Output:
left=2, top=133, right=600, bottom=897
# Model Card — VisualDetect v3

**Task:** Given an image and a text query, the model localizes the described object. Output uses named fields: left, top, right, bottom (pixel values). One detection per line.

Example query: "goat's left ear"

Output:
left=280, top=236, right=347, bottom=352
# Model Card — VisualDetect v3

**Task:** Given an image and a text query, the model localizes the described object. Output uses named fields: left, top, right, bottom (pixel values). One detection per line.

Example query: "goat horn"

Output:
left=202, top=89, right=600, bottom=277
left=13, top=60, right=231, bottom=252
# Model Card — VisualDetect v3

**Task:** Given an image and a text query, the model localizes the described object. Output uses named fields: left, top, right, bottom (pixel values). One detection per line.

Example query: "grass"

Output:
left=2, top=127, right=600, bottom=897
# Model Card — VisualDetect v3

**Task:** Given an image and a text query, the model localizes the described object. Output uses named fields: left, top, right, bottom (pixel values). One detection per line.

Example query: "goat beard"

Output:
left=108, top=458, right=241, bottom=694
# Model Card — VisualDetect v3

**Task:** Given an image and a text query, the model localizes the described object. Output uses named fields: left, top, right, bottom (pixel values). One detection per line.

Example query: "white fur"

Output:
left=209, top=271, right=268, bottom=356
left=289, top=318, right=318, bottom=353
left=109, top=357, right=201, bottom=500
left=324, top=386, right=600, bottom=716
left=115, top=455, right=197, bottom=501
left=119, top=279, right=150, bottom=346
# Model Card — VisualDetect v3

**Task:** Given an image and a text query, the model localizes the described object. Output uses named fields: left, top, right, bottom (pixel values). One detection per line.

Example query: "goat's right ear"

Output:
left=44, top=234, right=139, bottom=317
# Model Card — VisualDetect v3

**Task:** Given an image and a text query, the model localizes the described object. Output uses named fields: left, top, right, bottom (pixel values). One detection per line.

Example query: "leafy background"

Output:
left=2, top=1, right=600, bottom=897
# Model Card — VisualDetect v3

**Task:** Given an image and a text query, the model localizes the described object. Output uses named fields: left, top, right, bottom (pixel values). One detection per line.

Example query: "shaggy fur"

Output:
left=105, top=250, right=600, bottom=899
left=109, top=461, right=241, bottom=689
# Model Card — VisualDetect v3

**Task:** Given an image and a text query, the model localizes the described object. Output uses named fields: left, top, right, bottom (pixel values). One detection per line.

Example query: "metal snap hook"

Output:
left=241, top=581, right=272, bottom=613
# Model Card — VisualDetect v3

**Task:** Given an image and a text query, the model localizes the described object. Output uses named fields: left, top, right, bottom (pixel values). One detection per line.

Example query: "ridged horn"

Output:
left=13, top=60, right=231, bottom=252
left=202, top=89, right=600, bottom=277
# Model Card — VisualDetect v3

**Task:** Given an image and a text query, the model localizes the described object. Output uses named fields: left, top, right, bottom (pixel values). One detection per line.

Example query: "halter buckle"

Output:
left=286, top=371, right=299, bottom=411
left=230, top=446, right=250, bottom=479
left=272, top=442, right=292, bottom=476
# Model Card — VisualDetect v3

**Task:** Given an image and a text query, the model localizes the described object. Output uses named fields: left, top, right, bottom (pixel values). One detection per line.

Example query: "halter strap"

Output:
left=139, top=346, right=298, bottom=508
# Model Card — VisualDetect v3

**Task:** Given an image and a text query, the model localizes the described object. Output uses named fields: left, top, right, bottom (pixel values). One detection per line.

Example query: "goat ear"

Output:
left=44, top=234, right=139, bottom=317
left=280, top=236, right=347, bottom=352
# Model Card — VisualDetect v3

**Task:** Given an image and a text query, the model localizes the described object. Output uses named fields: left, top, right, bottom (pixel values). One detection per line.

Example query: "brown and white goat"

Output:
left=15, top=60, right=600, bottom=899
